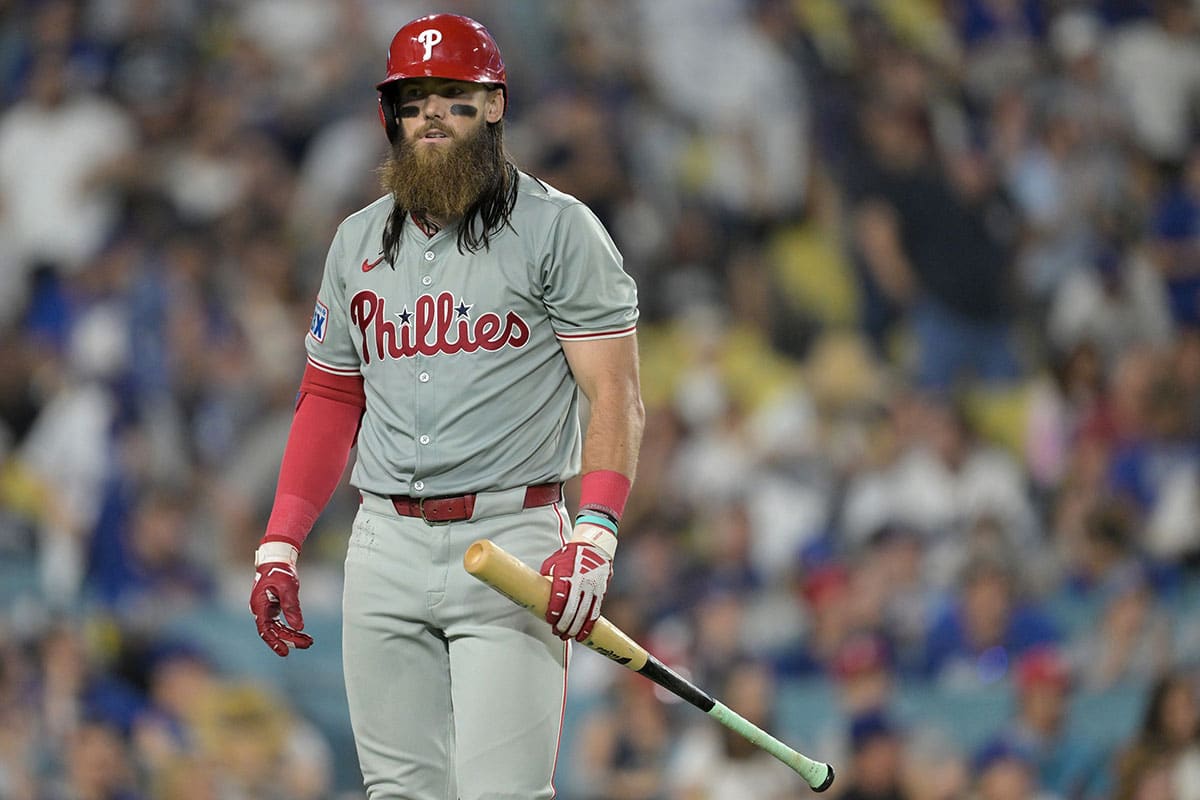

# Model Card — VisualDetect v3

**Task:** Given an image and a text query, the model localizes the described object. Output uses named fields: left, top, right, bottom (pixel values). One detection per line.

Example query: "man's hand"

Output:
left=540, top=516, right=618, bottom=641
left=249, top=542, right=314, bottom=657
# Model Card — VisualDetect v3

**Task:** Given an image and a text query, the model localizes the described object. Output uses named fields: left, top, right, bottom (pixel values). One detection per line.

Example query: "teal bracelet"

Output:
left=575, top=513, right=619, bottom=536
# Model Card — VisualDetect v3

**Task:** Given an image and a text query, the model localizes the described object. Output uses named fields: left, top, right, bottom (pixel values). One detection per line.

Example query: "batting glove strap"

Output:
left=570, top=515, right=618, bottom=561
left=255, top=541, right=299, bottom=567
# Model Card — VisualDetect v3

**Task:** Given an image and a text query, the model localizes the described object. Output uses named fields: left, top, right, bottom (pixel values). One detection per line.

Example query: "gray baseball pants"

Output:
left=343, top=489, right=570, bottom=799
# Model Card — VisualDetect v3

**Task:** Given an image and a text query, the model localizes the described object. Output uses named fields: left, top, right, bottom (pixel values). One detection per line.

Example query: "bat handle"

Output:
left=708, top=701, right=835, bottom=792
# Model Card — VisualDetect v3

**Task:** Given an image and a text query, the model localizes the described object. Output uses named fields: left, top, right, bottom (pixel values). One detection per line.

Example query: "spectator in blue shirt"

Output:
left=923, top=556, right=1060, bottom=687
left=1148, top=147, right=1200, bottom=329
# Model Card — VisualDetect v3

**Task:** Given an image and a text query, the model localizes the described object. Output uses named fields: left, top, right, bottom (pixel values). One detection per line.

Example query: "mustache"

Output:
left=416, top=122, right=453, bottom=138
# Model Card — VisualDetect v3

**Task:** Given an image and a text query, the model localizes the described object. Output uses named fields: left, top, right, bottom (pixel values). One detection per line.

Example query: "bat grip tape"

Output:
left=707, top=701, right=835, bottom=791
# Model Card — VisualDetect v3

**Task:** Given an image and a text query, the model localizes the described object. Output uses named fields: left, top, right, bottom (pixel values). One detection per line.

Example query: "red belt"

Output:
left=389, top=483, right=562, bottom=524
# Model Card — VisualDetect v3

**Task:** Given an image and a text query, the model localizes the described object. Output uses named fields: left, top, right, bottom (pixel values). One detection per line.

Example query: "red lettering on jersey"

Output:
left=349, top=290, right=530, bottom=364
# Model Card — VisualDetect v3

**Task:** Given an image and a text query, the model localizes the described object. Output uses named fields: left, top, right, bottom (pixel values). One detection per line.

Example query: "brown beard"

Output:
left=379, top=120, right=503, bottom=222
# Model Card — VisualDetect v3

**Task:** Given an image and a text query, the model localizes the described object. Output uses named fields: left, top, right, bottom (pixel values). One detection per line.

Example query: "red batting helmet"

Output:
left=376, top=14, right=507, bottom=141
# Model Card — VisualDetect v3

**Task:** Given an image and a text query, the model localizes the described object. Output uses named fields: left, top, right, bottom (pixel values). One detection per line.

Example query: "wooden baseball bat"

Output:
left=463, top=539, right=835, bottom=793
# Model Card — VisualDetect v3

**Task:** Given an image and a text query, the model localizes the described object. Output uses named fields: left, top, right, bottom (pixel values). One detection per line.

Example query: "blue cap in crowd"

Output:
left=849, top=708, right=900, bottom=753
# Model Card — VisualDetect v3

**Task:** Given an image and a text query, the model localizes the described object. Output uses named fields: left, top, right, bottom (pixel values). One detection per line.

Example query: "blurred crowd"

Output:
left=1, top=0, right=1199, bottom=798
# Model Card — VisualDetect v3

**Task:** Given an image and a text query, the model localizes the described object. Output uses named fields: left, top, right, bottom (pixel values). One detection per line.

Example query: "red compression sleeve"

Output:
left=262, top=365, right=365, bottom=550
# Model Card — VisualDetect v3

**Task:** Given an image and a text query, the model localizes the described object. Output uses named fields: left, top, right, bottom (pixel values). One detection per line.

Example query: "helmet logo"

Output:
left=417, top=29, right=443, bottom=61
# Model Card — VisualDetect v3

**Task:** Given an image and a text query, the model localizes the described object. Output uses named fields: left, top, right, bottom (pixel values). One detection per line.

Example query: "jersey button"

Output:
left=424, top=251, right=435, bottom=261
left=421, top=276, right=433, bottom=286
left=413, top=480, right=425, bottom=491
left=419, top=435, right=430, bottom=445
left=418, top=372, right=430, bottom=382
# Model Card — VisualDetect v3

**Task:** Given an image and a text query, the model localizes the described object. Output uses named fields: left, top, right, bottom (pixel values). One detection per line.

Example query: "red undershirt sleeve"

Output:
left=261, top=364, right=366, bottom=550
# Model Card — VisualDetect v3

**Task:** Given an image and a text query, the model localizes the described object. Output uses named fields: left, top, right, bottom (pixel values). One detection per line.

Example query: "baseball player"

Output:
left=246, top=13, right=644, bottom=800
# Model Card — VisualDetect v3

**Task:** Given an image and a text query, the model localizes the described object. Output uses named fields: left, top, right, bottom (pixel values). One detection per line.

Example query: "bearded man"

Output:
left=246, top=13, right=644, bottom=800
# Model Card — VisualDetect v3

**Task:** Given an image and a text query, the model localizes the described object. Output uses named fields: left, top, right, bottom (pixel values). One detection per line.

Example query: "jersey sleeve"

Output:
left=541, top=202, right=639, bottom=341
left=304, top=225, right=361, bottom=377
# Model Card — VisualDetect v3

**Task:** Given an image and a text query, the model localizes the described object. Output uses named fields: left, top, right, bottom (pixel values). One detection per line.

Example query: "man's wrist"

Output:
left=570, top=518, right=618, bottom=560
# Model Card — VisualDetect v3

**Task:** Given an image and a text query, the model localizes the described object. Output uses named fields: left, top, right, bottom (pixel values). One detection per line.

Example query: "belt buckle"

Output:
left=418, top=497, right=452, bottom=526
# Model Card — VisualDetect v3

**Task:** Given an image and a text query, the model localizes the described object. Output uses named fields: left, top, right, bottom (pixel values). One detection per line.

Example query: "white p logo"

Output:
left=418, top=29, right=443, bottom=61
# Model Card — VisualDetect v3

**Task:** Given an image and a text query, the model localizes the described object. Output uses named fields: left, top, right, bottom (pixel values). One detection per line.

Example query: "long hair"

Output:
left=380, top=120, right=519, bottom=262
left=1140, top=672, right=1198, bottom=747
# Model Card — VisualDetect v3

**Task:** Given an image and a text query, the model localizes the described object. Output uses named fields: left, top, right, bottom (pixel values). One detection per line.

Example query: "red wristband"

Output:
left=578, top=470, right=632, bottom=522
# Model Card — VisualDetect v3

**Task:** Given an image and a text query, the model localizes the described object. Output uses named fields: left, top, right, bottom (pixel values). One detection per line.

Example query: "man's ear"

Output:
left=485, top=88, right=504, bottom=124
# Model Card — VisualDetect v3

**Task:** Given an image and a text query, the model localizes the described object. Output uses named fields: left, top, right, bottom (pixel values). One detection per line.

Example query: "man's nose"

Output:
left=421, top=95, right=449, bottom=119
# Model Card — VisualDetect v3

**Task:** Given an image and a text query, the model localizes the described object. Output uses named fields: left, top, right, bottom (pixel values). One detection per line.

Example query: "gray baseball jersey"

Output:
left=305, top=171, right=638, bottom=496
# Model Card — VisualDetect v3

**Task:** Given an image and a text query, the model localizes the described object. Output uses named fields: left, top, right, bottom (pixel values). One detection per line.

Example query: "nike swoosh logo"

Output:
left=362, top=255, right=385, bottom=272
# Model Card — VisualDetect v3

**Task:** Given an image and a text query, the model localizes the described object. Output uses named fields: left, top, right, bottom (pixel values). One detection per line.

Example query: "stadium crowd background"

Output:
left=1, top=0, right=1199, bottom=797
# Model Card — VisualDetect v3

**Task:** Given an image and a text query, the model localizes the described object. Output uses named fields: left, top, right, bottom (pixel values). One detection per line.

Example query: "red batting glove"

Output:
left=540, top=520, right=616, bottom=642
left=249, top=543, right=314, bottom=657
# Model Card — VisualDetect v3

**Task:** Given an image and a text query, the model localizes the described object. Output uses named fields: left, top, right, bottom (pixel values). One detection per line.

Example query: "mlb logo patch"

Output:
left=309, top=300, right=329, bottom=342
